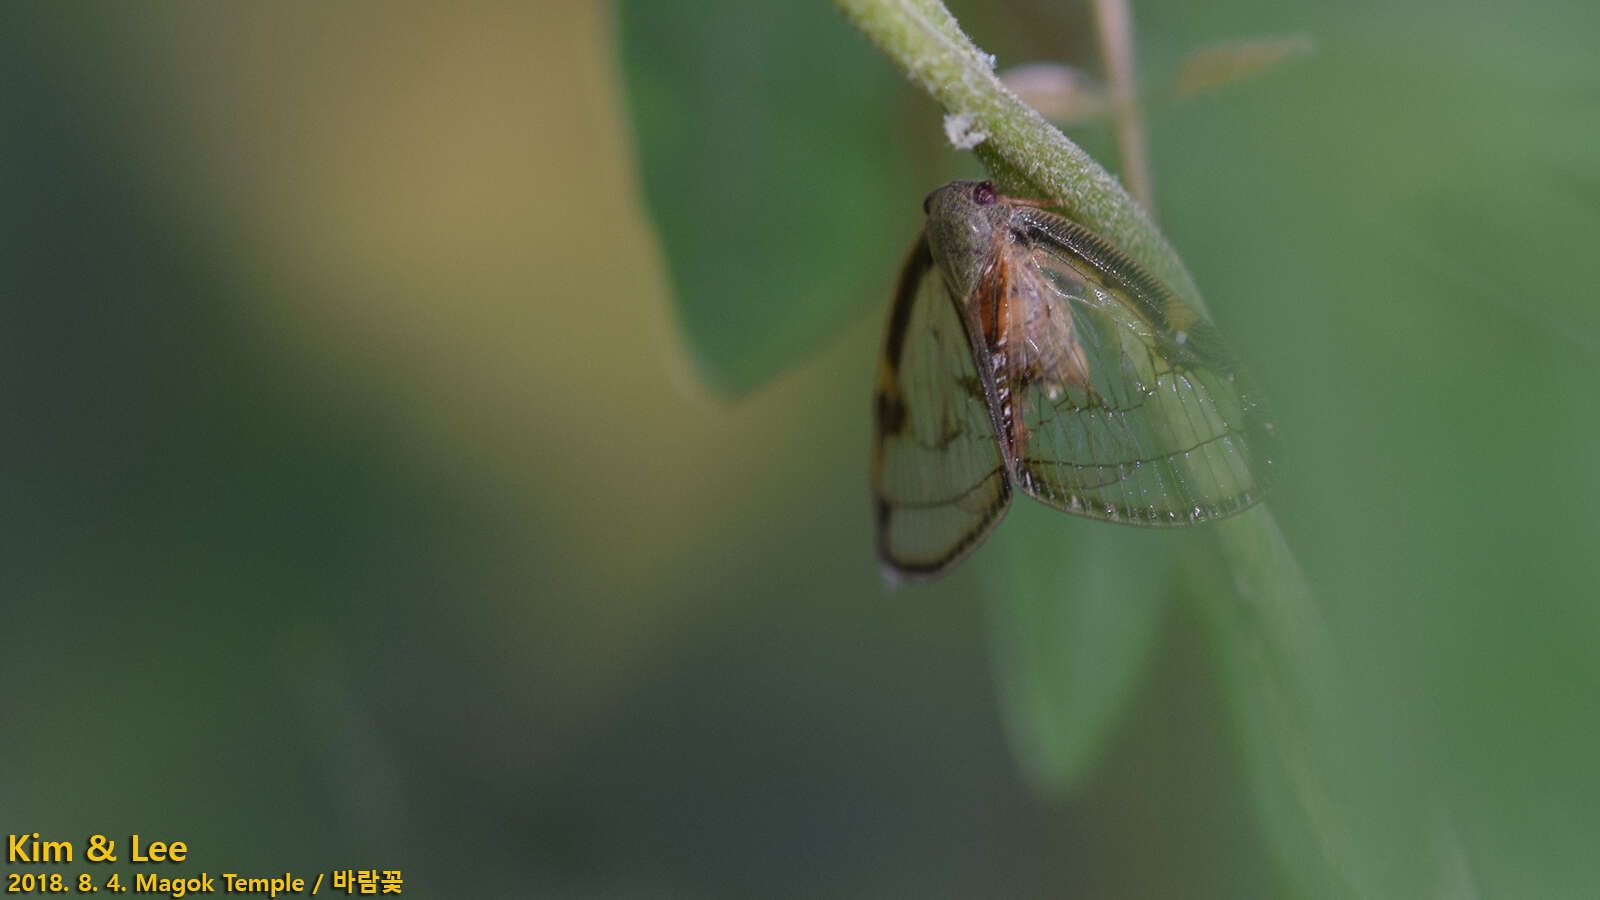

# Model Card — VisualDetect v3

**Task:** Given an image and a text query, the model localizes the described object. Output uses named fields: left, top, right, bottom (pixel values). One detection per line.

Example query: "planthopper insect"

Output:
left=871, top=180, right=1275, bottom=580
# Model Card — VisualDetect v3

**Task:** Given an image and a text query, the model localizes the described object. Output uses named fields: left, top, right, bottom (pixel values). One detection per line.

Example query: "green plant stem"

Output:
left=831, top=0, right=1201, bottom=312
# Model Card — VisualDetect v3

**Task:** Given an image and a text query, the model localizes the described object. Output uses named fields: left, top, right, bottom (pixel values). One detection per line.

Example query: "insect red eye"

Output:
left=972, top=182, right=997, bottom=205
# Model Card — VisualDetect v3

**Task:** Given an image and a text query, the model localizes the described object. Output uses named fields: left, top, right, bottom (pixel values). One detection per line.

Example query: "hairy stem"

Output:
left=831, top=0, right=1203, bottom=313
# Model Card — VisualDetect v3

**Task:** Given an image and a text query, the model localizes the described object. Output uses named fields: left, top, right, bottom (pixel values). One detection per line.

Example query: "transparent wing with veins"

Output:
left=872, top=237, right=1011, bottom=578
left=994, top=208, right=1275, bottom=525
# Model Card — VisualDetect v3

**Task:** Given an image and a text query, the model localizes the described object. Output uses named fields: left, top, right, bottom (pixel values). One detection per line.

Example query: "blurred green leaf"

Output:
left=615, top=1, right=928, bottom=394
left=1192, top=509, right=1476, bottom=898
left=983, top=502, right=1173, bottom=794
left=1192, top=510, right=1358, bottom=897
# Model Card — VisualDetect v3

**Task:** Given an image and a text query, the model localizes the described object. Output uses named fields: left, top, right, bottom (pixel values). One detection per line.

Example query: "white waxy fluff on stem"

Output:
left=943, top=112, right=988, bottom=149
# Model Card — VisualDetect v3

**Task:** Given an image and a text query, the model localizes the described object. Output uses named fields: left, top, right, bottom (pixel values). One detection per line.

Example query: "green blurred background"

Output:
left=5, top=1, right=1599, bottom=896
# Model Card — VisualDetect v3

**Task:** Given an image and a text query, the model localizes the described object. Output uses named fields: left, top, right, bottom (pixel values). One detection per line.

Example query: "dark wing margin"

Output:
left=872, top=235, right=1011, bottom=579
left=1000, top=208, right=1276, bottom=526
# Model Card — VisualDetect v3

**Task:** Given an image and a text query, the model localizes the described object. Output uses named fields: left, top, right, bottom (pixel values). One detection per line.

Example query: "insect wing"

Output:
left=872, top=237, right=1011, bottom=578
left=999, top=210, right=1273, bottom=525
